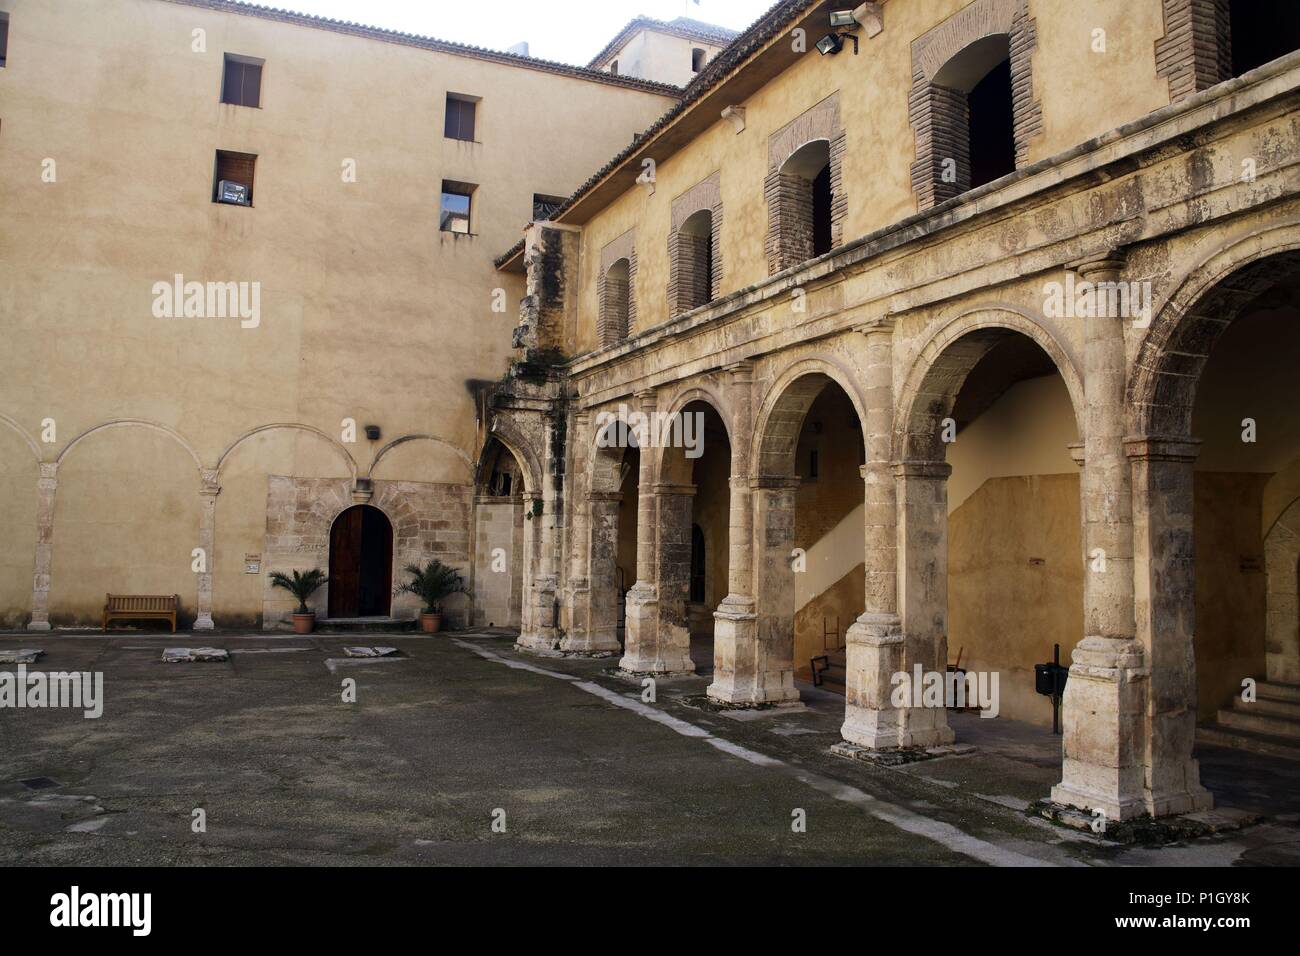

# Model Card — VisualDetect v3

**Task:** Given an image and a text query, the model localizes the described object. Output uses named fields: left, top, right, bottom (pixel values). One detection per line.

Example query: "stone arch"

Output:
left=371, top=433, right=474, bottom=481
left=58, top=418, right=203, bottom=474
left=657, top=384, right=734, bottom=485
left=1129, top=221, right=1300, bottom=437
left=0, top=413, right=41, bottom=462
left=751, top=356, right=869, bottom=479
left=895, top=306, right=1084, bottom=462
left=485, top=415, right=543, bottom=496
left=217, top=422, right=357, bottom=480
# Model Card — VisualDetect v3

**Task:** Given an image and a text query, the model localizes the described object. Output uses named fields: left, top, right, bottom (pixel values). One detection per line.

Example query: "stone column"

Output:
left=625, top=482, right=696, bottom=674
left=1052, top=253, right=1148, bottom=820
left=1127, top=436, right=1212, bottom=816
left=620, top=389, right=662, bottom=672
left=194, top=468, right=220, bottom=631
left=27, top=462, right=58, bottom=631
left=747, top=475, right=801, bottom=703
left=842, top=318, right=905, bottom=748
left=709, top=362, right=767, bottom=704
left=895, top=459, right=955, bottom=748
left=560, top=411, right=600, bottom=653
left=573, top=489, right=624, bottom=654
left=516, top=488, right=559, bottom=652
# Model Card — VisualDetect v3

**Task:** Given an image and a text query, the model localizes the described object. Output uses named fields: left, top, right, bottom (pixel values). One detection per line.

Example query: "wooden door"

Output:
left=329, top=506, right=363, bottom=617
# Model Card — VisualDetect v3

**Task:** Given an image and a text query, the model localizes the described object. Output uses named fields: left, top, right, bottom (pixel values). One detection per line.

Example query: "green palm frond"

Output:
left=395, top=559, right=472, bottom=613
left=268, top=568, right=329, bottom=613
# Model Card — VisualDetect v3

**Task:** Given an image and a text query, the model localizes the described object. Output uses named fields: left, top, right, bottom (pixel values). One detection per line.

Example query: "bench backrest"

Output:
left=105, top=594, right=178, bottom=612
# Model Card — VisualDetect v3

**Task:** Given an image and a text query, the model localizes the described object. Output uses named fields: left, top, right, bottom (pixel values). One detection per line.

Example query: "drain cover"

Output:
left=18, top=777, right=61, bottom=790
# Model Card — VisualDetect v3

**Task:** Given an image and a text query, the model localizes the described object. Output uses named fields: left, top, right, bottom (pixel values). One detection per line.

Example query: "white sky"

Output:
left=250, top=0, right=776, bottom=65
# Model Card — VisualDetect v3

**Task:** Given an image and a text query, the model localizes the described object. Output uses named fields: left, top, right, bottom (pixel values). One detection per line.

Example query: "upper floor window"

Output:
left=610, top=60, right=619, bottom=75
left=532, top=194, right=565, bottom=221
left=213, top=150, right=256, bottom=206
left=221, top=54, right=263, bottom=108
left=599, top=258, right=631, bottom=345
left=440, top=180, right=475, bottom=234
left=672, top=209, right=716, bottom=313
left=691, top=48, right=706, bottom=72
left=1229, top=0, right=1300, bottom=77
left=769, top=140, right=832, bottom=269
left=1158, top=0, right=1300, bottom=103
left=0, top=12, right=10, bottom=68
left=445, top=94, right=477, bottom=141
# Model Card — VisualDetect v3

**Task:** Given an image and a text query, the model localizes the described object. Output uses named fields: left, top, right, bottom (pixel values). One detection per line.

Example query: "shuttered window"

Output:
left=444, top=95, right=476, bottom=141
left=213, top=150, right=257, bottom=205
left=222, top=54, right=263, bottom=108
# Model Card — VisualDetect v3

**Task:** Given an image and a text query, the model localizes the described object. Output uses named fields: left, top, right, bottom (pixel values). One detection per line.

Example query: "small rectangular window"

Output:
left=532, top=194, right=565, bottom=221
left=809, top=449, right=819, bottom=480
left=0, top=13, right=10, bottom=68
left=610, top=60, right=619, bottom=75
left=691, top=48, right=706, bottom=72
left=444, top=94, right=477, bottom=141
left=222, top=54, right=263, bottom=108
left=213, top=150, right=256, bottom=205
left=440, top=180, right=475, bottom=234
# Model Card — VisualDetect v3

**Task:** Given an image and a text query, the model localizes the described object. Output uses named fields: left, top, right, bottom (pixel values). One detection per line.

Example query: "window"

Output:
left=221, top=54, right=263, bottom=108
left=444, top=94, right=477, bottom=141
left=610, top=60, right=619, bottom=75
left=440, top=180, right=475, bottom=234
left=599, top=258, right=631, bottom=345
left=0, top=12, right=9, bottom=68
left=1229, top=0, right=1300, bottom=77
left=672, top=209, right=715, bottom=313
left=691, top=47, right=706, bottom=72
left=966, top=56, right=1015, bottom=190
left=768, top=139, right=831, bottom=270
left=213, top=150, right=256, bottom=205
left=532, top=193, right=565, bottom=221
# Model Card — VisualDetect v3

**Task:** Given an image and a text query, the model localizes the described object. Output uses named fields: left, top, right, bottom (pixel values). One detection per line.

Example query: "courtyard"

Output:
left=2, top=629, right=1297, bottom=867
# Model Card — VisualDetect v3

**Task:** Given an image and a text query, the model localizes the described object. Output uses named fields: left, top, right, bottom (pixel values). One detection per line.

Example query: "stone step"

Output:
left=1257, top=681, right=1300, bottom=704
left=1231, top=694, right=1300, bottom=720
left=1214, top=707, right=1300, bottom=740
left=316, top=616, right=416, bottom=633
left=1197, top=724, right=1300, bottom=762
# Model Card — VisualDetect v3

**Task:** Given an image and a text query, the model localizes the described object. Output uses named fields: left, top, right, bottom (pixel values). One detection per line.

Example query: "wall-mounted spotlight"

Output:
left=364, top=424, right=381, bottom=441
left=816, top=32, right=859, bottom=56
left=829, top=9, right=858, bottom=28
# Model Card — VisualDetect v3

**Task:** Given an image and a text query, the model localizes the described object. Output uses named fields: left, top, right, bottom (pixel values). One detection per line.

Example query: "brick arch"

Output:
left=908, top=0, right=1040, bottom=208
left=1129, top=223, right=1300, bottom=438
left=751, top=357, right=868, bottom=479
left=598, top=229, right=637, bottom=345
left=895, top=307, right=1084, bottom=462
left=764, top=93, right=847, bottom=275
left=669, top=173, right=723, bottom=313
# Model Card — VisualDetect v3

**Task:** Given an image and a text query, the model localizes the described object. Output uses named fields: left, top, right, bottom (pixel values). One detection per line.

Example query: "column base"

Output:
left=619, top=586, right=695, bottom=674
left=26, top=619, right=51, bottom=632
left=193, top=613, right=215, bottom=631
left=1051, top=635, right=1149, bottom=821
left=839, top=612, right=904, bottom=749
left=559, top=632, right=622, bottom=655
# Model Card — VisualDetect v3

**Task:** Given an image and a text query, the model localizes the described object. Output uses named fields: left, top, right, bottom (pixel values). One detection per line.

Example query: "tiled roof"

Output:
left=159, top=0, right=686, bottom=96
left=587, top=15, right=741, bottom=69
left=495, top=0, right=818, bottom=269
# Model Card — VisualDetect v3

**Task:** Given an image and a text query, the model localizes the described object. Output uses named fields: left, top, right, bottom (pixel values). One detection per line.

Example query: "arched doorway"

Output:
left=328, top=505, right=393, bottom=618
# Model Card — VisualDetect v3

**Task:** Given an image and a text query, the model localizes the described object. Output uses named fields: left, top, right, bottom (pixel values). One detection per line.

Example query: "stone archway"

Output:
left=328, top=504, right=393, bottom=618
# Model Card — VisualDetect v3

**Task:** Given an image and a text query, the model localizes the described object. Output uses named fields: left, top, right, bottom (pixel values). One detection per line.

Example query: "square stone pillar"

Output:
left=563, top=490, right=623, bottom=654
left=733, top=475, right=800, bottom=704
left=27, top=462, right=58, bottom=631
left=1127, top=436, right=1212, bottom=816
left=709, top=476, right=764, bottom=703
left=621, top=390, right=668, bottom=672
left=194, top=468, right=220, bottom=631
left=516, top=490, right=559, bottom=653
left=895, top=459, right=954, bottom=748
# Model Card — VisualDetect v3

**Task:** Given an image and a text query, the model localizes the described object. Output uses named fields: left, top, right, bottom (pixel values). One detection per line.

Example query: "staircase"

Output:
left=1198, top=681, right=1300, bottom=761
left=810, top=649, right=847, bottom=695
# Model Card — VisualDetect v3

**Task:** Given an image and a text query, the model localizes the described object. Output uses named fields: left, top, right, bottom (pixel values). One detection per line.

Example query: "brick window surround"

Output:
left=597, top=229, right=636, bottom=347
left=908, top=0, right=1041, bottom=210
left=668, top=172, right=723, bottom=315
left=764, top=92, right=847, bottom=275
left=1155, top=0, right=1233, bottom=104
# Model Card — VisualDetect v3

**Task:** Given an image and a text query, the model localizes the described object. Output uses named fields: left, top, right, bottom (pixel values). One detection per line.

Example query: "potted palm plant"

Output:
left=396, top=560, right=471, bottom=633
left=268, top=568, right=329, bottom=634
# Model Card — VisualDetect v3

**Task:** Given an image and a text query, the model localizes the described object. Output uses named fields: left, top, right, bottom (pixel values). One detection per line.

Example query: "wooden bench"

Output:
left=103, top=594, right=178, bottom=632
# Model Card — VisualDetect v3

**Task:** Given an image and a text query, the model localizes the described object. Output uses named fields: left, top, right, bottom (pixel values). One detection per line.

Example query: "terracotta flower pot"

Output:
left=292, top=612, right=316, bottom=634
left=420, top=612, right=443, bottom=633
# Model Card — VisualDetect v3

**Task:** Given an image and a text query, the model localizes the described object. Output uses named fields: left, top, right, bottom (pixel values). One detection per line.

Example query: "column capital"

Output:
left=1070, top=249, right=1128, bottom=282
left=651, top=482, right=696, bottom=497
left=723, top=360, right=754, bottom=385
left=1123, top=435, right=1202, bottom=463
left=39, top=461, right=59, bottom=481
left=586, top=490, right=623, bottom=503
left=1067, top=442, right=1085, bottom=468
left=634, top=388, right=657, bottom=413
left=200, top=468, right=221, bottom=496
left=854, top=313, right=896, bottom=336
left=892, top=459, right=951, bottom=480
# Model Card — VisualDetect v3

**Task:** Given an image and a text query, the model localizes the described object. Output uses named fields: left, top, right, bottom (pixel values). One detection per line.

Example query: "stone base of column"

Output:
left=1050, top=635, right=1149, bottom=822
left=1145, top=711, right=1214, bottom=817
left=26, top=619, right=51, bottom=632
left=516, top=580, right=560, bottom=653
left=707, top=594, right=796, bottom=705
left=898, top=709, right=956, bottom=749
left=193, top=612, right=215, bottom=631
left=840, top=612, right=904, bottom=749
left=619, top=586, right=694, bottom=674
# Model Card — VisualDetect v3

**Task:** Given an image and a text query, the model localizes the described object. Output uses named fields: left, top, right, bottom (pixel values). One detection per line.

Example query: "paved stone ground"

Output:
left=1, top=628, right=1298, bottom=866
